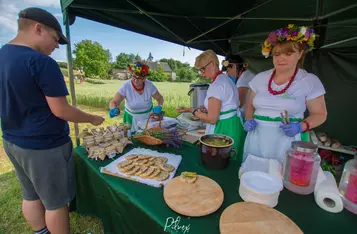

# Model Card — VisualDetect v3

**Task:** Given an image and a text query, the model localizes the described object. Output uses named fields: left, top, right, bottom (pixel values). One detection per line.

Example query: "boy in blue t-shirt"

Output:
left=0, top=7, right=104, bottom=234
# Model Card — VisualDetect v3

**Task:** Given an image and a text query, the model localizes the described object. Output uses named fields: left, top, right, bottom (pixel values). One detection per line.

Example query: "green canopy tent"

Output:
left=60, top=0, right=357, bottom=147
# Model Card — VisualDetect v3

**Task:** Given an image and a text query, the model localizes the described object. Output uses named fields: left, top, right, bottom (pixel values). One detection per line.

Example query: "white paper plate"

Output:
left=241, top=171, right=283, bottom=194
left=239, top=184, right=279, bottom=207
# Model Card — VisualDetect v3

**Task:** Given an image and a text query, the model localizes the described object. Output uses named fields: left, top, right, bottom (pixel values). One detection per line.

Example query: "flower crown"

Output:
left=128, top=62, right=150, bottom=76
left=262, top=24, right=317, bottom=58
left=222, top=60, right=248, bottom=69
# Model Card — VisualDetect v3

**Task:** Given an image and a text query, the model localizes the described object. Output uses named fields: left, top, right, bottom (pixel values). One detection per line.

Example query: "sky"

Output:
left=0, top=0, right=224, bottom=67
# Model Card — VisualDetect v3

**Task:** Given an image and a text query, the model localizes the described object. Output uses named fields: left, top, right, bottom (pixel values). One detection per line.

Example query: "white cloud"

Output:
left=54, top=13, right=63, bottom=18
left=0, top=3, right=20, bottom=32
left=0, top=0, right=63, bottom=46
left=24, top=0, right=60, bottom=8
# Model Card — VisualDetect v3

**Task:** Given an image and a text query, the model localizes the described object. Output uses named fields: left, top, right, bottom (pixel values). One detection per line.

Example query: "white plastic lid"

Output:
left=241, top=171, right=283, bottom=194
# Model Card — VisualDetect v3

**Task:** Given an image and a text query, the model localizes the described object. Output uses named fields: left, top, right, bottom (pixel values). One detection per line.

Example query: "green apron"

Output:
left=123, top=105, right=153, bottom=132
left=206, top=109, right=247, bottom=164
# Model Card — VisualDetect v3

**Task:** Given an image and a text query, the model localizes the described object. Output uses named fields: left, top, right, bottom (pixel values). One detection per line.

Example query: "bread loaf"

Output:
left=317, top=132, right=327, bottom=142
left=324, top=138, right=331, bottom=147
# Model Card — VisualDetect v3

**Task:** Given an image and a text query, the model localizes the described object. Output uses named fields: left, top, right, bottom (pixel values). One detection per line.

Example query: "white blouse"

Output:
left=204, top=74, right=239, bottom=112
left=118, top=79, right=157, bottom=112
left=249, top=68, right=326, bottom=119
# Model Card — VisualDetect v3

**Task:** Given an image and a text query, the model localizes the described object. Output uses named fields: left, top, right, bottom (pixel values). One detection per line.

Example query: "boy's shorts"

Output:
left=3, top=140, right=76, bottom=210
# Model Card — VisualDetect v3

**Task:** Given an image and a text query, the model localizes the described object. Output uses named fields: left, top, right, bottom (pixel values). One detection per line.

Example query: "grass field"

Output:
left=0, top=80, right=194, bottom=233
left=71, top=79, right=191, bottom=118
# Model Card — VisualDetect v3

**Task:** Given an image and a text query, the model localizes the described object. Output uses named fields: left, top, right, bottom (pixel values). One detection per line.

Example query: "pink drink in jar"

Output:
left=289, top=150, right=314, bottom=187
left=345, top=172, right=357, bottom=204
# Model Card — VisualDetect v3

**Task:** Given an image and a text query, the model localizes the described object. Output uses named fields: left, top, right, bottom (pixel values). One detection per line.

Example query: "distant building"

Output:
left=147, top=61, right=176, bottom=81
left=110, top=69, right=131, bottom=80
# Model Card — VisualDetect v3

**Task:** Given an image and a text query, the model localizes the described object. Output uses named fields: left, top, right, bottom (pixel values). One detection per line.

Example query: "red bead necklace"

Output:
left=131, top=79, right=145, bottom=92
left=212, top=71, right=223, bottom=83
left=268, top=68, right=298, bottom=95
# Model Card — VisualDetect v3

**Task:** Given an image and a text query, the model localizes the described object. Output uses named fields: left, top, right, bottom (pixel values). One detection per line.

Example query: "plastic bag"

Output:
left=176, top=113, right=205, bottom=131
left=239, top=154, right=283, bottom=180
left=136, top=117, right=178, bottom=131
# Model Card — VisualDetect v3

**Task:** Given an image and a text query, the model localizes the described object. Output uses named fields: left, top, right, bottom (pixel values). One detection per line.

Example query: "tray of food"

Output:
left=310, top=131, right=356, bottom=155
left=78, top=125, right=133, bottom=161
left=100, top=148, right=182, bottom=188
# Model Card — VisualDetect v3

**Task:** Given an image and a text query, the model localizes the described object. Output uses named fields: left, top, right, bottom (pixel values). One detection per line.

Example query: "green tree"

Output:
left=176, top=67, right=198, bottom=82
left=159, top=58, right=190, bottom=72
left=148, top=64, right=169, bottom=82
left=107, top=50, right=113, bottom=63
left=135, top=53, right=142, bottom=62
left=57, top=61, right=68, bottom=69
left=114, top=53, right=135, bottom=69
left=73, top=40, right=111, bottom=79
left=158, top=58, right=201, bottom=82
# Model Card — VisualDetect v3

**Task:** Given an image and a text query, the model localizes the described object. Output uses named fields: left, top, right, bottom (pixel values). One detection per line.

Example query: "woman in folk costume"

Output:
left=109, top=62, right=164, bottom=132
left=243, top=24, right=327, bottom=164
left=179, top=49, right=246, bottom=163
left=222, top=53, right=255, bottom=123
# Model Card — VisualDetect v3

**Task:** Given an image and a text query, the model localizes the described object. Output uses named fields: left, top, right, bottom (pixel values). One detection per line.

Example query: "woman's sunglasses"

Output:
left=199, top=61, right=212, bottom=73
left=133, top=74, right=145, bottom=80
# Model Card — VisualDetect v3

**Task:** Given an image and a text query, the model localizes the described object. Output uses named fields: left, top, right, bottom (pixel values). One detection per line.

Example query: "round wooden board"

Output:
left=220, top=202, right=303, bottom=234
left=164, top=175, right=224, bottom=217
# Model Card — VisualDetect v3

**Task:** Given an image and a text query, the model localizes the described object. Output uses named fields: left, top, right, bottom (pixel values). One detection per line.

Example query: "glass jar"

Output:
left=283, top=141, right=321, bottom=195
left=339, top=155, right=357, bottom=215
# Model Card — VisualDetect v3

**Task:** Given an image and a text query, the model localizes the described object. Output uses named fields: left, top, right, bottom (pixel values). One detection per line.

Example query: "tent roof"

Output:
left=61, top=0, right=357, bottom=56
left=61, top=0, right=357, bottom=146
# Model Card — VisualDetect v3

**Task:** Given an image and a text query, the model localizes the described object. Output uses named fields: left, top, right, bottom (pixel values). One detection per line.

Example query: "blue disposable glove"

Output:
left=153, top=105, right=162, bottom=114
left=244, top=119, right=257, bottom=132
left=109, top=108, right=120, bottom=118
left=279, top=123, right=303, bottom=137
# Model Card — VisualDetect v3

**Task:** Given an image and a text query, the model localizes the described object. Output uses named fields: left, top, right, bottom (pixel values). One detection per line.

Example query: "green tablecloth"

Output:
left=72, top=142, right=356, bottom=234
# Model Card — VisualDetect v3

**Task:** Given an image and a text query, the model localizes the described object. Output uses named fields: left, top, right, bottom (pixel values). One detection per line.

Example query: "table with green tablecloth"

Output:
left=71, top=142, right=356, bottom=234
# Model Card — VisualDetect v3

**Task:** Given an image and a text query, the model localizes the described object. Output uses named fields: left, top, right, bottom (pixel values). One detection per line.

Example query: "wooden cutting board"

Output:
left=164, top=175, right=224, bottom=217
left=220, top=202, right=303, bottom=234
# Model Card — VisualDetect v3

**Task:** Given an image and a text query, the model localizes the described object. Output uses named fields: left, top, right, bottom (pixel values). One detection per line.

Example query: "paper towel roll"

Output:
left=314, top=167, right=327, bottom=192
left=314, top=171, right=343, bottom=213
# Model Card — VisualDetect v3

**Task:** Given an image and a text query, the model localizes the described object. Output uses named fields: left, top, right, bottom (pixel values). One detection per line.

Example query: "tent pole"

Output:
left=190, top=38, right=262, bottom=44
left=125, top=0, right=186, bottom=44
left=320, top=3, right=357, bottom=19
left=64, top=10, right=80, bottom=147
left=231, top=31, right=269, bottom=40
left=185, top=18, right=226, bottom=55
left=70, top=4, right=312, bottom=21
left=185, top=0, right=272, bottom=44
left=237, top=45, right=262, bottom=54
left=315, top=0, right=323, bottom=21
left=320, top=36, right=357, bottom=49
left=189, top=38, right=230, bottom=44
